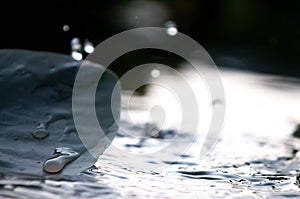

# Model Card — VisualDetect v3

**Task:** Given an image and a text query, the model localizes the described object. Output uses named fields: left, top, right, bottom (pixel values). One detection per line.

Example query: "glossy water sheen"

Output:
left=1, top=53, right=300, bottom=198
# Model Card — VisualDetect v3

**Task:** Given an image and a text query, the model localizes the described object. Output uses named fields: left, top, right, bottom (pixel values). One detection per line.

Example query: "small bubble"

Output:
left=63, top=24, right=70, bottom=32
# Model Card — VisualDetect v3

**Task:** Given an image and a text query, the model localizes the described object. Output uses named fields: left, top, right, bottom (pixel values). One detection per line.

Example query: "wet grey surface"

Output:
left=1, top=50, right=300, bottom=198
left=0, top=50, right=120, bottom=177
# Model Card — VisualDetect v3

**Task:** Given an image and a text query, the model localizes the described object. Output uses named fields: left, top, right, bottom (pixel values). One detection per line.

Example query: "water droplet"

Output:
left=84, top=40, right=94, bottom=54
left=164, top=21, right=178, bottom=36
left=32, top=128, right=49, bottom=139
left=43, top=147, right=80, bottom=173
left=71, top=37, right=81, bottom=51
left=166, top=27, right=178, bottom=36
left=71, top=51, right=83, bottom=61
left=71, top=37, right=83, bottom=61
left=63, top=24, right=70, bottom=32
left=151, top=69, right=160, bottom=78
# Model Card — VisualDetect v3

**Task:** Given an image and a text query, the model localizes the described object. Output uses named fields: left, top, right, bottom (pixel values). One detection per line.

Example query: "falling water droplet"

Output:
left=71, top=37, right=81, bottom=51
left=164, top=21, right=178, bottom=36
left=151, top=69, right=160, bottom=78
left=84, top=40, right=94, bottom=54
left=43, top=147, right=81, bottom=173
left=63, top=24, right=70, bottom=32
left=71, top=38, right=83, bottom=61
left=71, top=51, right=83, bottom=61
left=32, top=128, right=49, bottom=139
left=166, top=27, right=178, bottom=36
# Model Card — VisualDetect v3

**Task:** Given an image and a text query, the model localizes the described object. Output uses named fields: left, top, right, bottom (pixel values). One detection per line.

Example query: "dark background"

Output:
left=1, top=0, right=300, bottom=77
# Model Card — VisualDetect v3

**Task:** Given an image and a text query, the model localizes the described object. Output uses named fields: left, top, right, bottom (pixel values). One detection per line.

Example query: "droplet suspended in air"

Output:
left=164, top=21, right=178, bottom=36
left=71, top=38, right=83, bottom=61
left=71, top=37, right=81, bottom=51
left=84, top=40, right=94, bottom=54
left=166, top=27, right=178, bottom=36
left=63, top=24, right=70, bottom=32
left=71, top=51, right=83, bottom=61
left=151, top=69, right=160, bottom=78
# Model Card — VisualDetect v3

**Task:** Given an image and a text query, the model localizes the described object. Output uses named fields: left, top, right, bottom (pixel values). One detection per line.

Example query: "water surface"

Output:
left=1, top=51, right=300, bottom=198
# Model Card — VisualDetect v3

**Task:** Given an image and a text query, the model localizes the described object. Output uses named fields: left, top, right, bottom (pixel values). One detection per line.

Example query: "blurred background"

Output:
left=1, top=0, right=300, bottom=77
